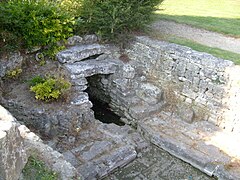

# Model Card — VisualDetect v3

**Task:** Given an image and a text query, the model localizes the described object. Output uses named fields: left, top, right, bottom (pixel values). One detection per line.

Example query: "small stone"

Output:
left=67, top=35, right=83, bottom=46
left=136, top=83, right=162, bottom=105
left=185, top=98, right=193, bottom=104
left=122, top=64, right=135, bottom=79
left=68, top=136, right=76, bottom=144
left=83, top=34, right=98, bottom=44
left=178, top=77, right=187, bottom=82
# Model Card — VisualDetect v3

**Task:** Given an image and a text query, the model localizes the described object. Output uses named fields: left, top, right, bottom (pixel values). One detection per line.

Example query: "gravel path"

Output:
left=151, top=20, right=240, bottom=54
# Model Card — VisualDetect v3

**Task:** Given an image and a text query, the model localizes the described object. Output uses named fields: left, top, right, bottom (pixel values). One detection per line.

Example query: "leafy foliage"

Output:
left=0, top=0, right=75, bottom=56
left=28, top=75, right=45, bottom=86
left=22, top=156, right=58, bottom=180
left=6, top=68, right=22, bottom=79
left=77, top=0, right=163, bottom=40
left=30, top=75, right=71, bottom=102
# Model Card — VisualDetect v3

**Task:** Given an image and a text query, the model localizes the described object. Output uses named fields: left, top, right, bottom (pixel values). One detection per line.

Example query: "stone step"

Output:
left=77, top=145, right=136, bottom=179
left=57, top=122, right=148, bottom=180
left=64, top=59, right=120, bottom=78
left=57, top=44, right=106, bottom=63
left=128, top=101, right=165, bottom=120
left=138, top=112, right=240, bottom=180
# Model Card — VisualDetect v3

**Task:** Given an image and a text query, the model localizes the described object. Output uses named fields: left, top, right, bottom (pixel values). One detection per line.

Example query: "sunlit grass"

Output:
left=155, top=0, right=240, bottom=37
left=149, top=32, right=240, bottom=65
left=157, top=0, right=240, bottom=18
left=167, top=36, right=240, bottom=65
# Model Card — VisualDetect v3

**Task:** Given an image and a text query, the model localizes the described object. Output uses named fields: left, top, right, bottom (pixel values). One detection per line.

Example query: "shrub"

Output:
left=0, top=0, right=75, bottom=57
left=30, top=76, right=71, bottom=102
left=6, top=68, right=22, bottom=79
left=57, top=0, right=83, bottom=16
left=77, top=0, right=163, bottom=40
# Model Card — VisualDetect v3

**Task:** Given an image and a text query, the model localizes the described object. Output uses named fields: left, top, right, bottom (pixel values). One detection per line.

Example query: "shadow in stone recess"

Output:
left=86, top=87, right=125, bottom=126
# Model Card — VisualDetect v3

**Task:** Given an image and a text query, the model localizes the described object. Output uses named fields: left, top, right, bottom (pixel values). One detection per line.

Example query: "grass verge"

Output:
left=150, top=33, right=240, bottom=65
left=168, top=37, right=240, bottom=65
left=155, top=0, right=240, bottom=37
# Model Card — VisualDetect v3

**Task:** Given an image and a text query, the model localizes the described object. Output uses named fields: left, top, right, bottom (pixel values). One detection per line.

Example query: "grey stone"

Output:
left=0, top=51, right=23, bottom=78
left=72, top=85, right=88, bottom=91
left=0, top=106, right=28, bottom=180
left=22, top=129, right=80, bottom=180
left=138, top=116, right=240, bottom=180
left=81, top=141, right=112, bottom=161
left=65, top=59, right=119, bottom=77
left=71, top=92, right=89, bottom=105
left=177, top=104, right=194, bottom=123
left=83, top=34, right=98, bottom=44
left=105, top=145, right=213, bottom=180
left=136, top=83, right=162, bottom=105
left=57, top=44, right=106, bottom=63
left=122, top=64, right=135, bottom=79
left=77, top=162, right=98, bottom=180
left=67, top=35, right=83, bottom=46
left=62, top=151, right=81, bottom=168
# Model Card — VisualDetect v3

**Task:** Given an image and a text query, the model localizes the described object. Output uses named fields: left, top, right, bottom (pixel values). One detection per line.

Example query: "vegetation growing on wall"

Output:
left=29, top=75, right=71, bottom=102
left=6, top=68, right=22, bottom=79
left=22, top=156, right=58, bottom=180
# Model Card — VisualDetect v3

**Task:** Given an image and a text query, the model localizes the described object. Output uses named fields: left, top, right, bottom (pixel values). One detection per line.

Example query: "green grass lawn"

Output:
left=150, top=32, right=240, bottom=65
left=155, top=0, right=240, bottom=37
left=167, top=36, right=240, bottom=65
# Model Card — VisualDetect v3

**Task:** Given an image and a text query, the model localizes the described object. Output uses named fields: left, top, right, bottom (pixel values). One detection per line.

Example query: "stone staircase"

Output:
left=55, top=122, right=148, bottom=179
left=55, top=40, right=149, bottom=179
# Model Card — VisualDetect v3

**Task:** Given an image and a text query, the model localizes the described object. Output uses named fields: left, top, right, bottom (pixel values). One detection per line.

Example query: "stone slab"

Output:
left=138, top=113, right=240, bottom=180
left=55, top=121, right=147, bottom=180
left=104, top=145, right=213, bottom=180
left=57, top=44, right=106, bottom=63
left=64, top=59, right=119, bottom=77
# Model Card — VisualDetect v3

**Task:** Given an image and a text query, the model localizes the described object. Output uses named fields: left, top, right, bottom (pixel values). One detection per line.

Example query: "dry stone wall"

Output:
left=1, top=35, right=240, bottom=179
left=87, top=36, right=240, bottom=133
left=0, top=106, right=27, bottom=180
left=0, top=105, right=79, bottom=180
left=126, top=36, right=240, bottom=132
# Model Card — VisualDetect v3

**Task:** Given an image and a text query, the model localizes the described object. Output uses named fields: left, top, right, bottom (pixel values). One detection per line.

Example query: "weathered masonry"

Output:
left=1, top=35, right=240, bottom=179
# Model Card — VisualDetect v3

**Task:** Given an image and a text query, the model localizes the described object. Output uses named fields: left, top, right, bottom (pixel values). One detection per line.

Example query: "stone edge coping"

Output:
left=135, top=36, right=234, bottom=68
left=138, top=118, right=240, bottom=180
left=0, top=105, right=82, bottom=180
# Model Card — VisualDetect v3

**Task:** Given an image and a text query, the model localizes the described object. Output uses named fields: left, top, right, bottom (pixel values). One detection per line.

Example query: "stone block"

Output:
left=67, top=35, right=83, bottom=46
left=57, top=44, right=106, bottom=63
left=64, top=59, right=119, bottom=77
left=0, top=106, right=27, bottom=180
left=122, top=64, right=135, bottom=79
left=0, top=51, right=23, bottom=78
left=82, top=34, right=98, bottom=44
left=136, top=83, right=162, bottom=105
left=177, top=104, right=194, bottom=123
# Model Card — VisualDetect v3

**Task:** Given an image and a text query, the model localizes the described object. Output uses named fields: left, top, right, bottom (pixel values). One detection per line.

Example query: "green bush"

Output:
left=77, top=0, right=163, bottom=40
left=0, top=0, right=75, bottom=56
left=30, top=76, right=71, bottom=102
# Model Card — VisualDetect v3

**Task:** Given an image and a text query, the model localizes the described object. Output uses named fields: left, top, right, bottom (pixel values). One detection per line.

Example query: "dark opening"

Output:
left=85, top=75, right=125, bottom=126
left=80, top=53, right=104, bottom=61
